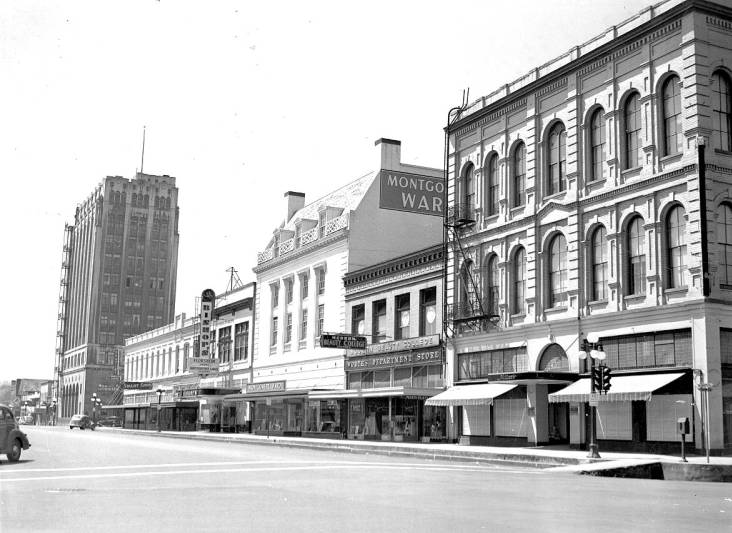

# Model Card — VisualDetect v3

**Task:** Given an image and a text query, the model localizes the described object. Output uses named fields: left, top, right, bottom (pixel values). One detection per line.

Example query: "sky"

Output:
left=0, top=0, right=657, bottom=381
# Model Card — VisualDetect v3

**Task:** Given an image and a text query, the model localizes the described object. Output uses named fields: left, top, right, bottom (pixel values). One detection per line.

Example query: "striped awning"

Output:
left=425, top=383, right=517, bottom=407
left=548, top=372, right=685, bottom=403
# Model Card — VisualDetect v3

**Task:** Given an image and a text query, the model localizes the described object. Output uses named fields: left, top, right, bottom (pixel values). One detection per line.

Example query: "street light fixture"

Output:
left=51, top=399, right=57, bottom=426
left=578, top=338, right=606, bottom=459
left=156, top=388, right=163, bottom=432
left=91, top=393, right=98, bottom=424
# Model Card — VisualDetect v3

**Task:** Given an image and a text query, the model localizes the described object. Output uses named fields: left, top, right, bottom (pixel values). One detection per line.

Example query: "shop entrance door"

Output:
left=547, top=402, right=569, bottom=444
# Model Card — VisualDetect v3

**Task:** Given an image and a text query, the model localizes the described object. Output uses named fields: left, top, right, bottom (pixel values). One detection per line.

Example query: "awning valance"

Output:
left=425, top=383, right=517, bottom=406
left=308, top=387, right=442, bottom=400
left=548, top=372, right=685, bottom=403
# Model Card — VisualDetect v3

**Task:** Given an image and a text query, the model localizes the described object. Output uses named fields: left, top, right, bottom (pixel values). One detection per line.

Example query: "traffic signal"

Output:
left=591, top=366, right=603, bottom=391
left=601, top=366, right=612, bottom=394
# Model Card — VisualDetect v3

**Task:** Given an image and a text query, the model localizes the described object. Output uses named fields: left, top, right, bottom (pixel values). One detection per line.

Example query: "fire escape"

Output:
left=54, top=224, right=73, bottom=414
left=442, top=96, right=500, bottom=340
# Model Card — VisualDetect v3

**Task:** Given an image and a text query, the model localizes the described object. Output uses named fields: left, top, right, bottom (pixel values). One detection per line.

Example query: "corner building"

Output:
left=246, top=139, right=443, bottom=437
left=445, top=0, right=732, bottom=453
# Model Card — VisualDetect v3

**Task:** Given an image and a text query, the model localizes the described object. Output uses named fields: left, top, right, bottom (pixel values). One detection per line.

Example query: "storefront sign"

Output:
left=189, top=357, right=218, bottom=373
left=199, top=289, right=215, bottom=358
left=174, top=384, right=200, bottom=398
left=320, top=333, right=367, bottom=349
left=379, top=170, right=444, bottom=217
left=345, top=348, right=443, bottom=371
left=356, top=334, right=440, bottom=356
left=124, top=382, right=153, bottom=390
left=246, top=381, right=286, bottom=394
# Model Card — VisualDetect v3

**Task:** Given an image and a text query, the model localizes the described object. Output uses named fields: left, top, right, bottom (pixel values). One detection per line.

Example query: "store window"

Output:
left=372, top=299, right=387, bottom=342
left=419, top=288, right=437, bottom=336
left=458, top=348, right=529, bottom=380
left=352, top=304, right=365, bottom=336
left=600, top=329, right=692, bottom=369
left=395, top=293, right=410, bottom=340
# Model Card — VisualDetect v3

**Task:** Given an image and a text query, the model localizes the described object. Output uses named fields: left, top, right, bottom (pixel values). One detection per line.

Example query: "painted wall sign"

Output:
left=345, top=347, right=443, bottom=371
left=379, top=170, right=445, bottom=217
left=353, top=334, right=440, bottom=356
left=246, top=381, right=286, bottom=394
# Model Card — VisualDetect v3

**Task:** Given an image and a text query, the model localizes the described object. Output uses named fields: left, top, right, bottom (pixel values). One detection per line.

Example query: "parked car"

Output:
left=0, top=405, right=31, bottom=462
left=69, top=414, right=96, bottom=430
left=97, top=416, right=122, bottom=428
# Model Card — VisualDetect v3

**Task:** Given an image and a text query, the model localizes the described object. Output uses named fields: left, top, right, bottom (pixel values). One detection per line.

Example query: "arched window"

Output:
left=666, top=205, right=686, bottom=288
left=513, top=142, right=526, bottom=207
left=712, top=71, right=732, bottom=152
left=459, top=163, right=475, bottom=219
left=485, top=255, right=499, bottom=315
left=547, top=123, right=567, bottom=195
left=624, top=93, right=641, bottom=169
left=717, top=204, right=732, bottom=286
left=591, top=226, right=607, bottom=301
left=548, top=234, right=567, bottom=307
left=662, top=76, right=682, bottom=156
left=627, top=216, right=646, bottom=295
left=485, top=154, right=499, bottom=217
left=513, top=247, right=526, bottom=314
left=589, top=108, right=606, bottom=181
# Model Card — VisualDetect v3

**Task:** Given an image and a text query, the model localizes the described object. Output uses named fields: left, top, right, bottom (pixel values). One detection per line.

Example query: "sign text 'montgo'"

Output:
left=379, top=171, right=444, bottom=217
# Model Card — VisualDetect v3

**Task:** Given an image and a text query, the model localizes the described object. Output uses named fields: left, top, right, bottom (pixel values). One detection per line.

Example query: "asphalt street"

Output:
left=1, top=426, right=730, bottom=533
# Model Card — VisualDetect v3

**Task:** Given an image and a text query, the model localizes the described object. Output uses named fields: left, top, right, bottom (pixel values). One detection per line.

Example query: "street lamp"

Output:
left=156, top=388, right=163, bottom=432
left=578, top=337, right=606, bottom=459
left=51, top=399, right=57, bottom=426
left=91, top=393, right=98, bottom=423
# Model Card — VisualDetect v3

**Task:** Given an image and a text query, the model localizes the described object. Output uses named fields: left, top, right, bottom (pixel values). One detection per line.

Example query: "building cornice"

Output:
left=252, top=229, right=348, bottom=274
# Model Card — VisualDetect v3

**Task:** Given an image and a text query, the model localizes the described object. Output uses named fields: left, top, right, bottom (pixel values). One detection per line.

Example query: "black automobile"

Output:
left=0, top=405, right=31, bottom=462
left=69, top=414, right=96, bottom=430
left=97, top=416, right=122, bottom=428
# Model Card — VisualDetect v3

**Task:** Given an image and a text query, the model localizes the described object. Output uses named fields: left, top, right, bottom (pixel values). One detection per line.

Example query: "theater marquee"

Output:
left=379, top=170, right=444, bottom=217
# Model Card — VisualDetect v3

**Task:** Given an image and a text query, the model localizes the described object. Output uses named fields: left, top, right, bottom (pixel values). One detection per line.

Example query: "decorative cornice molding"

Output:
left=253, top=229, right=348, bottom=274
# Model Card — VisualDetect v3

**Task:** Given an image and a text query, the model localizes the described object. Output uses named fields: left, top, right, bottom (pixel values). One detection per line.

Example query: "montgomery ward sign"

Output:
left=246, top=381, right=286, bottom=394
left=379, top=170, right=444, bottom=217
left=345, top=347, right=443, bottom=371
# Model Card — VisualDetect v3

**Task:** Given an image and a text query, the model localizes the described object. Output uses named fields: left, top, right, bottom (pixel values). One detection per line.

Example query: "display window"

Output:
left=306, top=400, right=343, bottom=433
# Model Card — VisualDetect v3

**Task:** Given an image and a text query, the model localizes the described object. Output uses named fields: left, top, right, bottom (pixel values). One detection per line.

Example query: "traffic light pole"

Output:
left=588, top=357, right=600, bottom=459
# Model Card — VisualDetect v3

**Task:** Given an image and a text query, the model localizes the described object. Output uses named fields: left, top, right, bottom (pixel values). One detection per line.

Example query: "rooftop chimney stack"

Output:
left=375, top=138, right=401, bottom=170
left=284, top=191, right=306, bottom=222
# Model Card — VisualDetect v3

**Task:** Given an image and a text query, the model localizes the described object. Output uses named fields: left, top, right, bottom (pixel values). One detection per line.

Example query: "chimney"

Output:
left=284, top=191, right=305, bottom=222
left=375, top=138, right=401, bottom=170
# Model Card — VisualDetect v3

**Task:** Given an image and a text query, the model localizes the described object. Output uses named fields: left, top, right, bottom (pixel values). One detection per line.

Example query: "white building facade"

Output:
left=444, top=0, right=732, bottom=453
left=247, top=138, right=443, bottom=437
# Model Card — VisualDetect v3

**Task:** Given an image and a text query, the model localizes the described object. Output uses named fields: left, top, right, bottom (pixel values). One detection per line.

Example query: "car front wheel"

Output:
left=7, top=439, right=22, bottom=462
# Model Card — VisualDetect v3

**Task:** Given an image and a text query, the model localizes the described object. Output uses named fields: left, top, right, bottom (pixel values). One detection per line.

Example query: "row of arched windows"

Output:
left=456, top=202, right=732, bottom=314
left=457, top=70, right=732, bottom=216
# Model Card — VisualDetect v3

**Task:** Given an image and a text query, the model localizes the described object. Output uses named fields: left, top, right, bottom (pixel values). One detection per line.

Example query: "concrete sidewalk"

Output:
left=94, top=426, right=732, bottom=482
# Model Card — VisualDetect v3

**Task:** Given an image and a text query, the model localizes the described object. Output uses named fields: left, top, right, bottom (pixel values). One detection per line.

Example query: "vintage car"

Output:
left=0, top=404, right=31, bottom=462
left=69, top=414, right=96, bottom=430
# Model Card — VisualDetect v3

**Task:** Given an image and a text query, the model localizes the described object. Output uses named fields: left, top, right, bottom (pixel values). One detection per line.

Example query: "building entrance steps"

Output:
left=93, top=427, right=732, bottom=482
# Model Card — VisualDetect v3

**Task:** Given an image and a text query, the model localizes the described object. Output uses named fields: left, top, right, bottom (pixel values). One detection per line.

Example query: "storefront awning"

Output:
left=424, top=383, right=518, bottom=406
left=548, top=372, right=685, bottom=403
left=308, top=387, right=442, bottom=400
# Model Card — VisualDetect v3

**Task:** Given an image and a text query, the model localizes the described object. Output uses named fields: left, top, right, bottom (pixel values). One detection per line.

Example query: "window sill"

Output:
left=588, top=299, right=608, bottom=306
left=543, top=191, right=567, bottom=202
left=624, top=293, right=646, bottom=303
left=660, top=153, right=683, bottom=164
left=269, top=346, right=277, bottom=355
left=621, top=166, right=642, bottom=175
left=545, top=306, right=568, bottom=315
left=484, top=214, right=499, bottom=223
left=283, top=343, right=291, bottom=352
left=714, top=149, right=732, bottom=156
left=510, top=313, right=526, bottom=319
left=585, top=178, right=606, bottom=187
left=510, top=204, right=526, bottom=213
left=664, top=286, right=688, bottom=296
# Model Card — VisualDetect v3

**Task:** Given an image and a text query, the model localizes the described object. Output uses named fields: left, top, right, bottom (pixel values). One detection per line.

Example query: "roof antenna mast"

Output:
left=140, top=126, right=146, bottom=174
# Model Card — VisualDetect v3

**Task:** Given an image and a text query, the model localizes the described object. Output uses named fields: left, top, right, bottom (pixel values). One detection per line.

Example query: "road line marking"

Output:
left=1, top=464, right=543, bottom=483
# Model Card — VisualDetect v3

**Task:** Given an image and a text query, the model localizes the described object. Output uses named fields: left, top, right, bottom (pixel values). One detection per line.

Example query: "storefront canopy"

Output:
left=424, top=383, right=518, bottom=407
left=548, top=372, right=685, bottom=403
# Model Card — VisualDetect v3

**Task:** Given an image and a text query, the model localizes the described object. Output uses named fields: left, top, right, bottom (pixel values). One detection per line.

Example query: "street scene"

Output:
left=2, top=426, right=731, bottom=533
left=3, top=0, right=732, bottom=530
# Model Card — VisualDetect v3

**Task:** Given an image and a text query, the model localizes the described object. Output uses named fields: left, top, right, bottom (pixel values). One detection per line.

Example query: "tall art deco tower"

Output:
left=55, top=172, right=179, bottom=417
